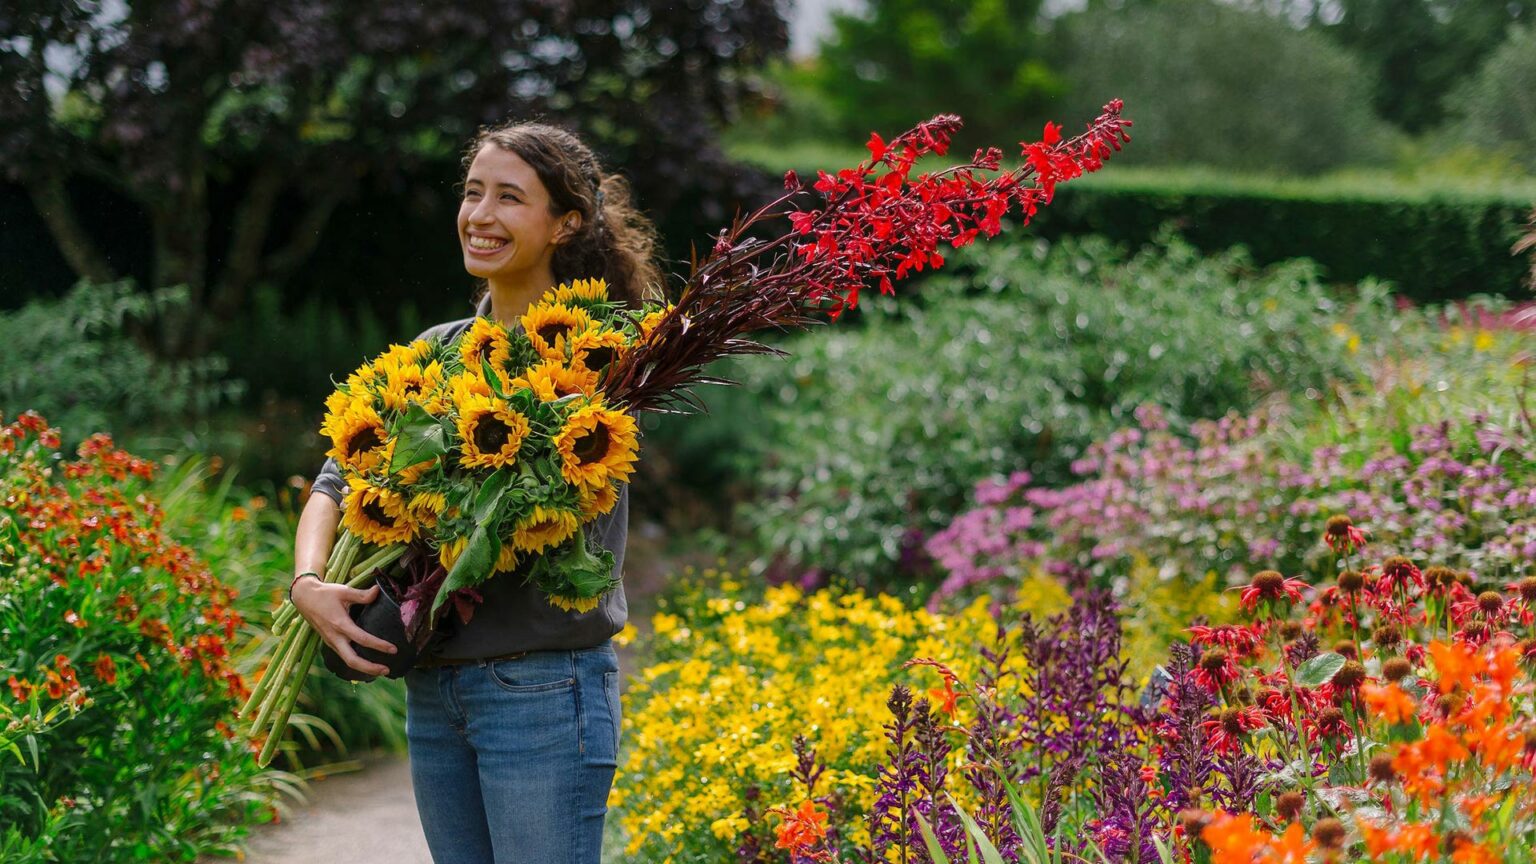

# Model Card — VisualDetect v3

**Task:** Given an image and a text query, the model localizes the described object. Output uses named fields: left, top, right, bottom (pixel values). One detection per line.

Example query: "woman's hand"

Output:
left=291, top=578, right=396, bottom=678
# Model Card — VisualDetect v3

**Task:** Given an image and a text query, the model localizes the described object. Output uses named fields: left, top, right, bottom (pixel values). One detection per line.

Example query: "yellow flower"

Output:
left=511, top=505, right=580, bottom=554
left=407, top=488, right=448, bottom=527
left=638, top=304, right=675, bottom=340
left=377, top=358, right=448, bottom=414
left=567, top=327, right=628, bottom=377
left=448, top=370, right=493, bottom=403
left=341, top=477, right=415, bottom=545
left=546, top=277, right=612, bottom=308
left=459, top=317, right=512, bottom=372
left=520, top=302, right=594, bottom=360
left=495, top=542, right=520, bottom=574
left=322, top=401, right=393, bottom=474
left=553, top=400, right=639, bottom=489
left=394, top=456, right=439, bottom=487
left=547, top=592, right=603, bottom=613
left=577, top=482, right=620, bottom=520
left=437, top=535, right=468, bottom=571
left=455, top=394, right=531, bottom=469
left=511, top=359, right=599, bottom=403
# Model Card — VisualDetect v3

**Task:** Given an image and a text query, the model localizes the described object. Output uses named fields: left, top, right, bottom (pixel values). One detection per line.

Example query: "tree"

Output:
left=1445, top=25, right=1536, bottom=173
left=0, top=0, right=787, bottom=356
left=805, top=0, right=1063, bottom=153
left=1056, top=0, right=1394, bottom=174
left=1259, top=0, right=1535, bottom=133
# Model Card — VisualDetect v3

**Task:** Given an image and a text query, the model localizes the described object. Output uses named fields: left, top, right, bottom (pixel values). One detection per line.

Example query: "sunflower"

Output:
left=447, top=370, right=493, bottom=403
left=638, top=303, right=675, bottom=340
left=322, top=401, right=393, bottom=474
left=407, top=488, right=449, bottom=528
left=380, top=338, right=435, bottom=367
left=577, top=482, right=620, bottom=520
left=395, top=455, right=439, bottom=486
left=341, top=477, right=415, bottom=545
left=567, top=327, right=628, bottom=377
left=520, top=302, right=594, bottom=360
left=547, top=593, right=603, bottom=613
left=459, top=317, right=512, bottom=372
left=437, top=535, right=468, bottom=571
left=511, top=359, right=599, bottom=402
left=511, top=505, right=581, bottom=554
left=455, top=394, right=531, bottom=469
left=547, top=277, right=611, bottom=309
left=494, top=543, right=520, bottom=574
left=378, top=358, right=448, bottom=414
left=553, top=400, right=640, bottom=489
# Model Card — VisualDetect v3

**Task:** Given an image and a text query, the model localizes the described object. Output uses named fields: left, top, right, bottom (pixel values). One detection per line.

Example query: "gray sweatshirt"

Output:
left=310, top=292, right=628, bottom=659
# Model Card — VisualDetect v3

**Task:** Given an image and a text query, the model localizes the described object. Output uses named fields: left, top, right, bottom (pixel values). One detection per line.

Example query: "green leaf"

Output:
left=431, top=522, right=499, bottom=615
left=389, top=404, right=448, bottom=473
left=481, top=357, right=507, bottom=399
left=474, top=468, right=512, bottom=525
left=945, top=791, right=1006, bottom=864
left=913, top=810, right=952, bottom=864
left=1152, top=834, right=1176, bottom=864
left=1294, top=651, right=1346, bottom=688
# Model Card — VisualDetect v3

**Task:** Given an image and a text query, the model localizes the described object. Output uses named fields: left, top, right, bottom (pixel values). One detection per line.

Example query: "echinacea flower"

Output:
left=1324, top=514, right=1369, bottom=555
left=1238, top=570, right=1307, bottom=613
left=1201, top=706, right=1266, bottom=753
left=1192, top=647, right=1241, bottom=693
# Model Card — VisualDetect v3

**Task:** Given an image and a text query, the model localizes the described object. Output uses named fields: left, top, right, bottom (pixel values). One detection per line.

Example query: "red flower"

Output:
left=1238, top=571, right=1307, bottom=614
left=1186, top=624, right=1265, bottom=658
left=1201, top=706, right=1266, bottom=753
left=1192, top=647, right=1241, bottom=693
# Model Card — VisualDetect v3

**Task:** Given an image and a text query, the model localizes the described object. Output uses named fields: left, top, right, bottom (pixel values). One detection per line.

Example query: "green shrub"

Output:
left=0, top=282, right=243, bottom=446
left=1054, top=0, right=1397, bottom=174
left=1447, top=25, right=1536, bottom=173
left=0, top=413, right=283, bottom=862
left=1034, top=170, right=1534, bottom=302
left=729, top=231, right=1368, bottom=588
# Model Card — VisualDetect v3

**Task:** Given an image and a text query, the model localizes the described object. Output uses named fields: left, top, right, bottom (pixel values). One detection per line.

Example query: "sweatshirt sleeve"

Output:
left=311, top=456, right=347, bottom=509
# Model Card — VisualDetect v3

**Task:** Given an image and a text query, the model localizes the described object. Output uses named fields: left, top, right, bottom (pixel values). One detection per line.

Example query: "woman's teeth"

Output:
left=469, top=236, right=508, bottom=250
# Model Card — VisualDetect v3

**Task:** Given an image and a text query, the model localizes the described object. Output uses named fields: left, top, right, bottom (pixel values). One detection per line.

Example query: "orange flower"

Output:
left=1429, top=641, right=1479, bottom=695
left=1269, top=821, right=1315, bottom=864
left=1362, top=681, right=1417, bottom=725
left=91, top=653, right=117, bottom=685
left=1450, top=836, right=1500, bottom=864
left=929, top=676, right=959, bottom=719
left=6, top=675, right=34, bottom=702
left=1201, top=812, right=1270, bottom=864
left=1359, top=821, right=1439, bottom=862
left=1467, top=722, right=1522, bottom=772
left=771, top=799, right=830, bottom=856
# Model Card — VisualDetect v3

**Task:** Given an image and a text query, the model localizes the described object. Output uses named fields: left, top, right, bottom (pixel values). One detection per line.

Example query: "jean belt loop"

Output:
left=477, top=656, right=490, bottom=668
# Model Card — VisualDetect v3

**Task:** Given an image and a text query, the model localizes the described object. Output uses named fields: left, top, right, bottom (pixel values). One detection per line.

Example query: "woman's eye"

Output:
left=501, top=194, right=518, bottom=202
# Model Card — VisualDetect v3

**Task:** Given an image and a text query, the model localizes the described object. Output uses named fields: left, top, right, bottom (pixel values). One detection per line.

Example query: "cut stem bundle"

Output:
left=241, top=530, right=406, bottom=766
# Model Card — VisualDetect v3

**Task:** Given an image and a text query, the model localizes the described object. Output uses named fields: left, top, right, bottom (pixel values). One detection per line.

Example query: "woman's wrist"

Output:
left=289, top=571, right=321, bottom=603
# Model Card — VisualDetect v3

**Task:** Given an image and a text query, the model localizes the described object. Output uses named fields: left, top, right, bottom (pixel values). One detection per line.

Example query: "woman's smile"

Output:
left=466, top=232, right=510, bottom=256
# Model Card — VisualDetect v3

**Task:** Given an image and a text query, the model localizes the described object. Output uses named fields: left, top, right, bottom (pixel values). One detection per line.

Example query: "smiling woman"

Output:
left=289, top=120, right=666, bottom=864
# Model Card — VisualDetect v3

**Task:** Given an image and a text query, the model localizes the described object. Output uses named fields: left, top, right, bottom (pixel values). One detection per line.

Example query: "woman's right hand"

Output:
left=291, top=578, right=397, bottom=678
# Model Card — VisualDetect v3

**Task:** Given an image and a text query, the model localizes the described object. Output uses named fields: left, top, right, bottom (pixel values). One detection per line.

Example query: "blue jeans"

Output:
left=404, top=641, right=622, bottom=864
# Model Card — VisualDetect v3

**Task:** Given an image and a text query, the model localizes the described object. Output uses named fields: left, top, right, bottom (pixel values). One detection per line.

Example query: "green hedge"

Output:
left=1032, top=171, right=1533, bottom=302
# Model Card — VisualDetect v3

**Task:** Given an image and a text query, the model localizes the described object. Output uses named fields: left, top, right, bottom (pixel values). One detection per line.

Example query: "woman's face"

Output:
left=457, top=144, right=578, bottom=284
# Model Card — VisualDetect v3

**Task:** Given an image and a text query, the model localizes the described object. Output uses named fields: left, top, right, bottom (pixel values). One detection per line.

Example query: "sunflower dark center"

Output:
left=474, top=415, right=514, bottom=453
left=573, top=423, right=611, bottom=464
left=538, top=323, right=571, bottom=346
left=346, top=426, right=384, bottom=456
left=362, top=498, right=394, bottom=526
left=583, top=346, right=615, bottom=370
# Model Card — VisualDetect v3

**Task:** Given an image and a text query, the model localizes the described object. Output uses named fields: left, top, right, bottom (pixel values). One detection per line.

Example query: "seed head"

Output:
left=1313, top=818, right=1346, bottom=850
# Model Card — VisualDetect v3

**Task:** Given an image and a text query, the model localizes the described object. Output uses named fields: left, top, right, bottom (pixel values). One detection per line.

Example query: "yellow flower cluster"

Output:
left=318, top=278, right=655, bottom=608
left=609, top=568, right=1019, bottom=863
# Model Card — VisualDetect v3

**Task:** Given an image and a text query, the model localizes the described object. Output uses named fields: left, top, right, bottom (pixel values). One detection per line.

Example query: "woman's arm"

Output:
left=290, top=491, right=397, bottom=678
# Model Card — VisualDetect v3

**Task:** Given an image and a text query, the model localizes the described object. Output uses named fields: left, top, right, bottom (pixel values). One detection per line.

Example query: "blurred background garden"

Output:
left=2, top=0, right=1535, bottom=861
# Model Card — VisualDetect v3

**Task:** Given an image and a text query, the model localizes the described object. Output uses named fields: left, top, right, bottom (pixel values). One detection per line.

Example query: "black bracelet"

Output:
left=289, top=571, right=321, bottom=604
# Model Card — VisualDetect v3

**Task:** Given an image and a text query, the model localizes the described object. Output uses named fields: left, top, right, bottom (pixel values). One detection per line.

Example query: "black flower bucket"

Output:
left=320, top=577, right=420, bottom=681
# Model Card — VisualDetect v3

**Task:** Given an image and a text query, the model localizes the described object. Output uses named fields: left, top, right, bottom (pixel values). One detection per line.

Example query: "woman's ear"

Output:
left=555, top=211, right=582, bottom=245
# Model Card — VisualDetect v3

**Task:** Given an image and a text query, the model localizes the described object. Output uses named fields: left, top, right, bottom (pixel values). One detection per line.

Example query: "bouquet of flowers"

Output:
left=243, top=102, right=1133, bottom=764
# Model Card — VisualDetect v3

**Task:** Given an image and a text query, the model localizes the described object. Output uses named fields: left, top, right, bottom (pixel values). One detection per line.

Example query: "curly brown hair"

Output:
left=461, top=121, right=665, bottom=309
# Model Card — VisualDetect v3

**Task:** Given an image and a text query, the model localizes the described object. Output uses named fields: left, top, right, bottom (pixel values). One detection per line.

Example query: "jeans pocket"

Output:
left=486, top=661, right=575, bottom=694
left=603, top=670, right=621, bottom=755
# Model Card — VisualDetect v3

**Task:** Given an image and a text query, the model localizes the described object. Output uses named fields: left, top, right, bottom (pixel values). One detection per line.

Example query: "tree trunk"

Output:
left=25, top=172, right=117, bottom=286
left=150, top=153, right=211, bottom=358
